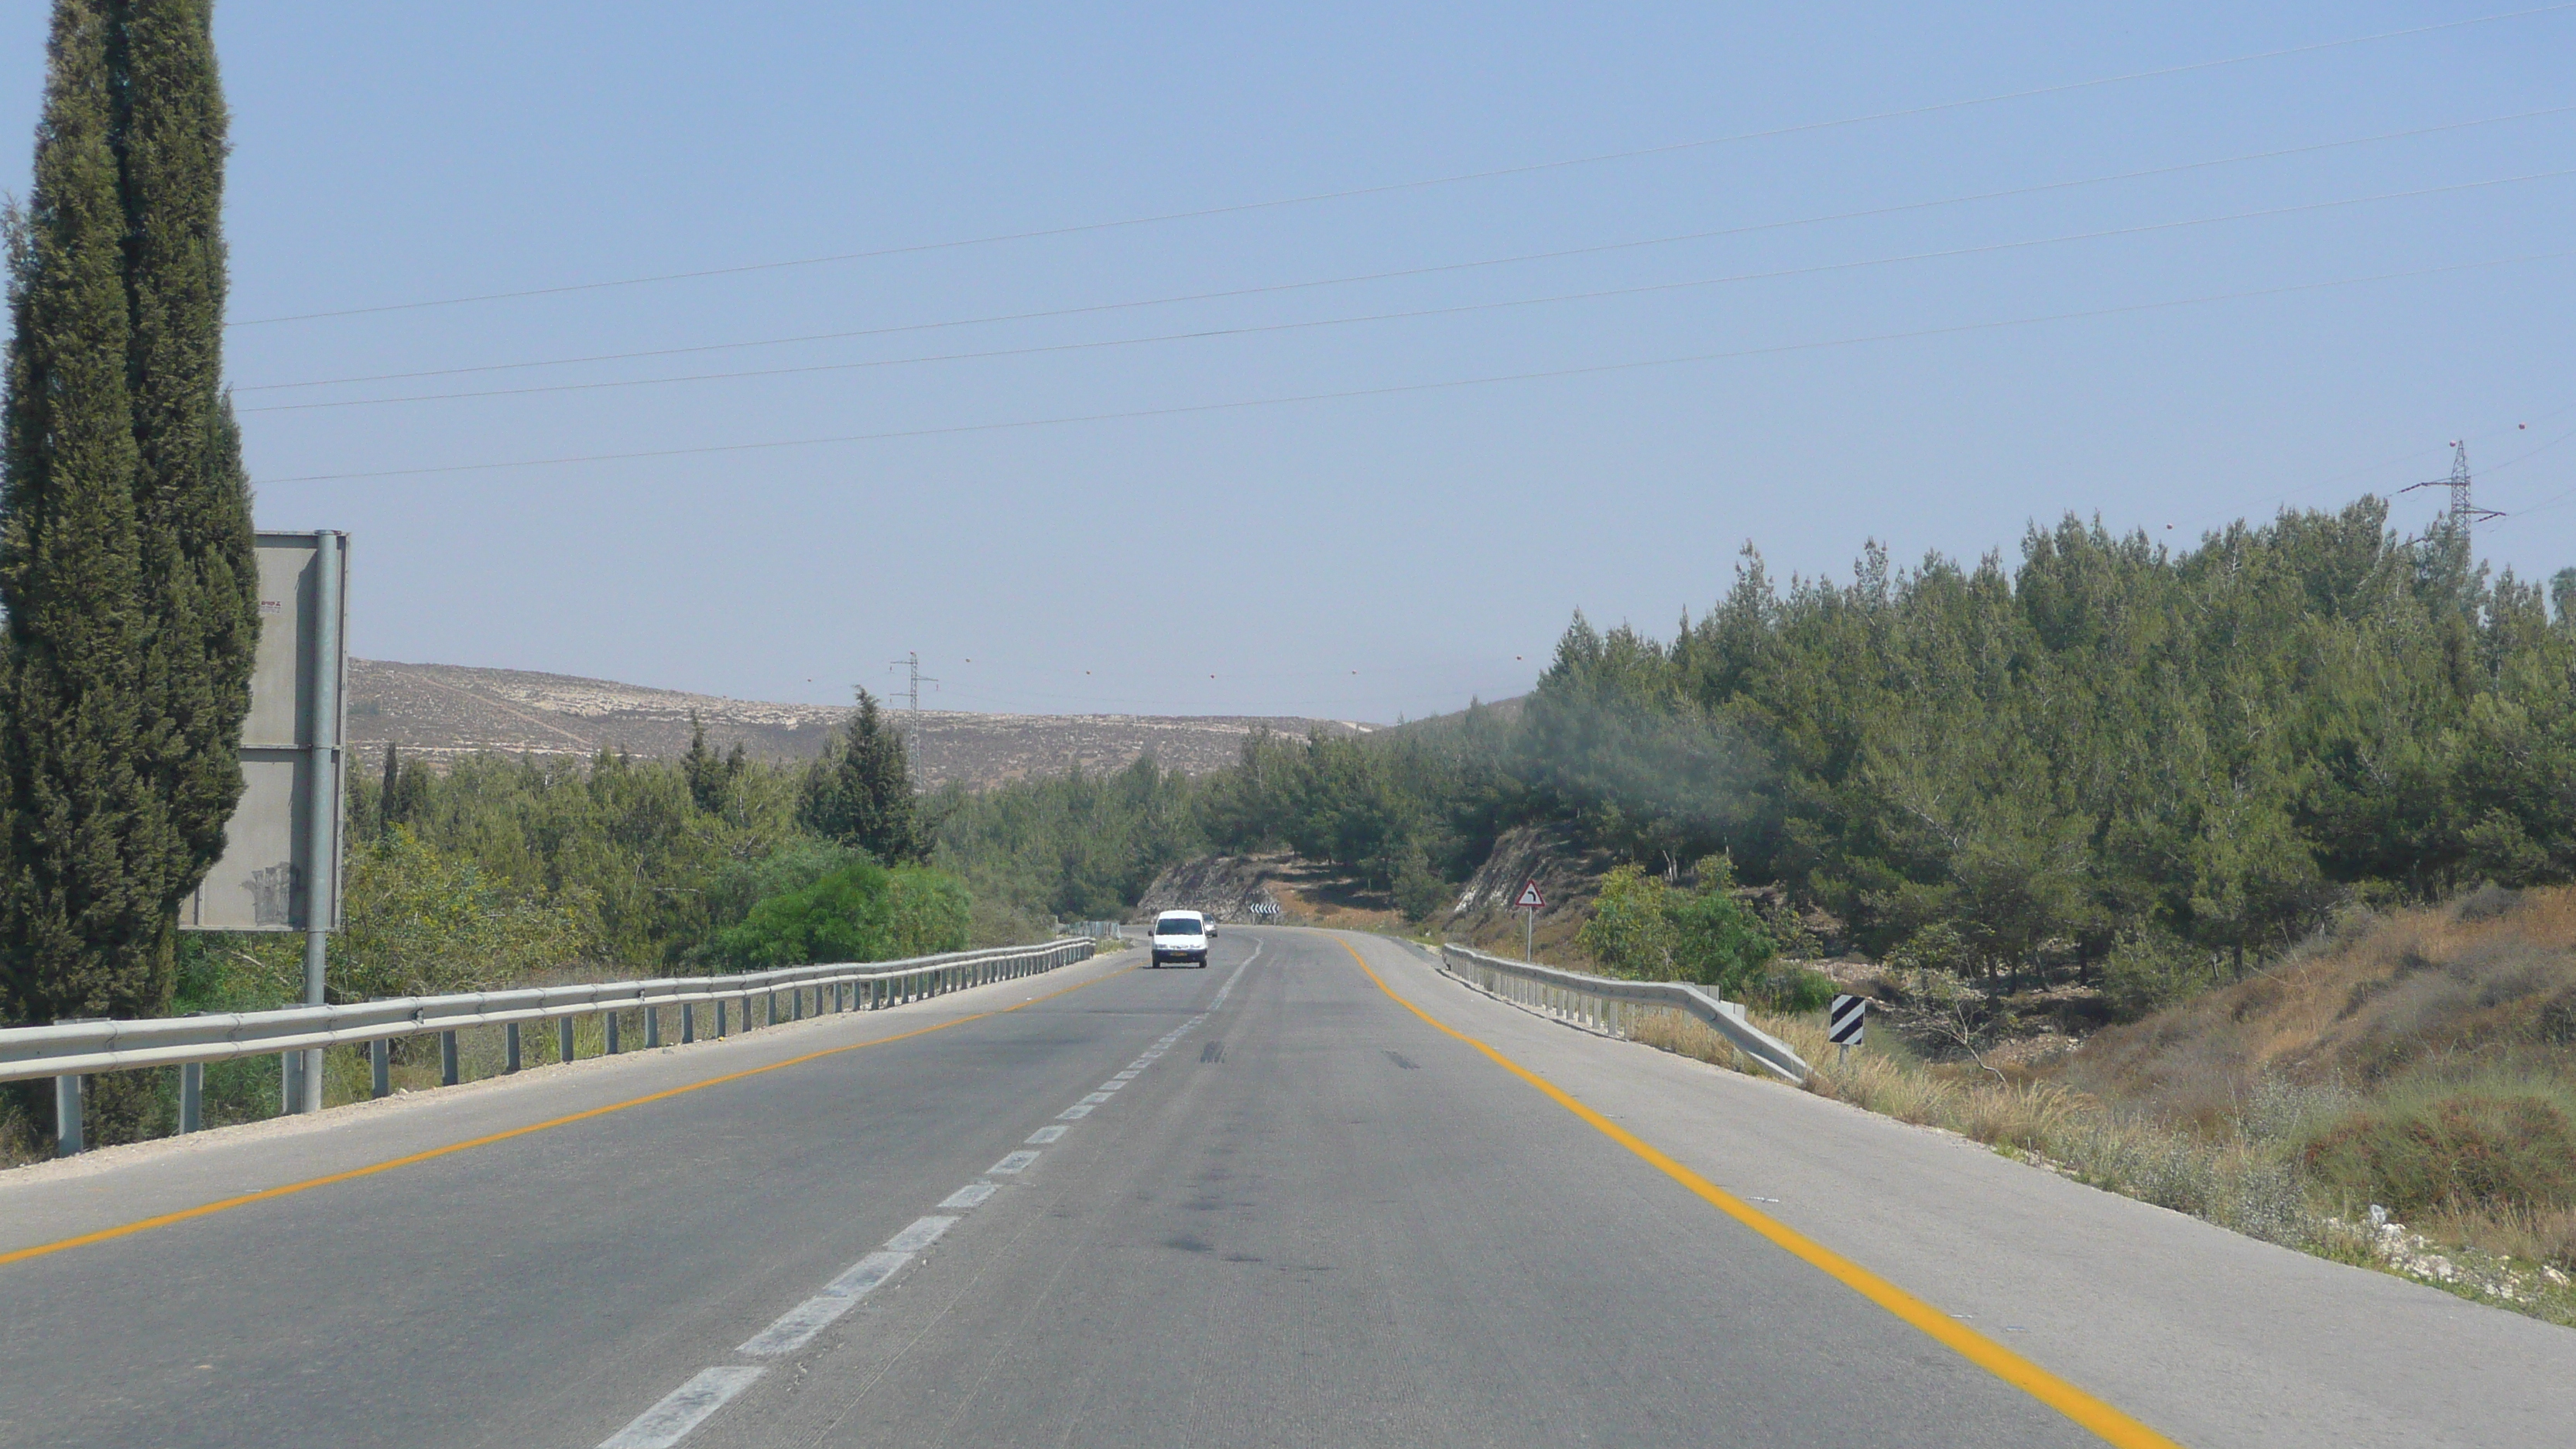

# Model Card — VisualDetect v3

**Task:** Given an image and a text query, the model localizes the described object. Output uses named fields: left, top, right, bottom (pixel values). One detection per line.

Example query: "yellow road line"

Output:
left=1334, top=934, right=2184, bottom=1449
left=0, top=961, right=1135, bottom=1270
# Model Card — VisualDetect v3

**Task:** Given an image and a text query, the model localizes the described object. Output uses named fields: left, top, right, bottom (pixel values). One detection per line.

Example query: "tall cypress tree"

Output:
left=0, top=0, right=166, bottom=1036
left=0, top=1, right=259, bottom=1143
left=119, top=0, right=259, bottom=902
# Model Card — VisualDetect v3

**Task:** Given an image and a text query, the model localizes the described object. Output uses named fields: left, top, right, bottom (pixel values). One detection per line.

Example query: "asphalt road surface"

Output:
left=4, top=928, right=2571, bottom=1447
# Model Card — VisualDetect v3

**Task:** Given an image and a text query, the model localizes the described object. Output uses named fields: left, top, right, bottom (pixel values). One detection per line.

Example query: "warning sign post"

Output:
left=1516, top=879, right=1545, bottom=960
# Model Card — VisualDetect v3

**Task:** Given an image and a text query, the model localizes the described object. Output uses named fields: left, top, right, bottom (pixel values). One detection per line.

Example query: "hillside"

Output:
left=344, top=659, right=1377, bottom=790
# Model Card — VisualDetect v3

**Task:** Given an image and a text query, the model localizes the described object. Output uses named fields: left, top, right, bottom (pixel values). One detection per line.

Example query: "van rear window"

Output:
left=1155, top=918, right=1199, bottom=935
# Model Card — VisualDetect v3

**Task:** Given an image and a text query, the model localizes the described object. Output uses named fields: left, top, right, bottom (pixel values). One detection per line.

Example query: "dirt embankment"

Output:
left=1136, top=856, right=1288, bottom=923
left=2058, top=885, right=2576, bottom=1115
left=1437, top=824, right=1615, bottom=957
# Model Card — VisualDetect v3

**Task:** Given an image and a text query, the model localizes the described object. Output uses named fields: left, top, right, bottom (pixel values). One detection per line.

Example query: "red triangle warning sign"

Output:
left=1515, top=879, right=1546, bottom=909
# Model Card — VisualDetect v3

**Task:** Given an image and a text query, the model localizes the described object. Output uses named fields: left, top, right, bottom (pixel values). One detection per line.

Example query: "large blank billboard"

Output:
left=182, top=533, right=346, bottom=932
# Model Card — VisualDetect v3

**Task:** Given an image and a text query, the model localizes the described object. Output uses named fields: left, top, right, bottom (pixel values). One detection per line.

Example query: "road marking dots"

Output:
left=598, top=1366, right=764, bottom=1448
left=939, top=1182, right=999, bottom=1208
left=1026, top=1125, right=1068, bottom=1144
left=988, top=1150, right=1041, bottom=1174
left=1335, top=935, right=2184, bottom=1449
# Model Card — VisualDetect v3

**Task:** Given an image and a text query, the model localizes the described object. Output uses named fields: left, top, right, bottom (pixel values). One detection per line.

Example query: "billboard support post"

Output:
left=291, top=531, right=342, bottom=1112
left=187, top=532, right=346, bottom=1112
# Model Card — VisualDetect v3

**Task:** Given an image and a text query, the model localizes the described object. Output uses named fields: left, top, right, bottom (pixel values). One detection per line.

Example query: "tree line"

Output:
left=940, top=498, right=2576, bottom=1013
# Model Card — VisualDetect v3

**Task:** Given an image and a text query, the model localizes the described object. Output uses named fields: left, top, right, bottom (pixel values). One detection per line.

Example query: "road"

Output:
left=2, top=928, right=2571, bottom=1447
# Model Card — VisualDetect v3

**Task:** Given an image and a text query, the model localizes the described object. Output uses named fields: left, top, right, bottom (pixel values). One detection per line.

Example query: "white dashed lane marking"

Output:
left=598, top=1367, right=765, bottom=1448
left=603, top=951, right=1274, bottom=1447
left=884, top=1215, right=958, bottom=1253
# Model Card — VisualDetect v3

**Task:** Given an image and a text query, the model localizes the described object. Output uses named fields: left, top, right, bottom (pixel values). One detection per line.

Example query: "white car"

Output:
left=1149, top=910, right=1211, bottom=968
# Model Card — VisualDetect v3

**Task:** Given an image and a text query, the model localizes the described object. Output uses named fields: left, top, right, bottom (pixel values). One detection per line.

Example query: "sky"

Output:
left=0, top=2, right=2569, bottom=722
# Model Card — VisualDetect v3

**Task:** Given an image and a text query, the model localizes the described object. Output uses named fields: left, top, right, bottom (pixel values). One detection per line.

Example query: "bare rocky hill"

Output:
left=344, top=659, right=1376, bottom=790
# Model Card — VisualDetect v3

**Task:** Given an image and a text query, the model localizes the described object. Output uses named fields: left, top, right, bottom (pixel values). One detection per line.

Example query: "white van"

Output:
left=1149, top=910, right=1211, bottom=968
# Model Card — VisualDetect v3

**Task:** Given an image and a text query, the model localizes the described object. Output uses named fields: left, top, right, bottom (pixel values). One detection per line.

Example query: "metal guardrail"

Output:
left=9, top=938, right=1094, bottom=1156
left=1436, top=943, right=1809, bottom=1084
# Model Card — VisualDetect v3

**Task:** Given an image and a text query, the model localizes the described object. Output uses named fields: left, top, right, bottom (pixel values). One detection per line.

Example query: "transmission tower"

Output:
left=887, top=651, right=937, bottom=710
left=2402, top=440, right=2502, bottom=533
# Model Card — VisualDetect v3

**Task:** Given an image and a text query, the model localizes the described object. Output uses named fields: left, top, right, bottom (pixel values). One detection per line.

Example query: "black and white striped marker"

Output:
left=1828, top=994, right=1867, bottom=1046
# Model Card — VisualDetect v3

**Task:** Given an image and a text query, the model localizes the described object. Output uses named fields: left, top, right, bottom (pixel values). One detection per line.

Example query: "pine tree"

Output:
left=0, top=0, right=165, bottom=1036
left=119, top=0, right=259, bottom=899
left=798, top=690, right=929, bottom=863
left=683, top=711, right=742, bottom=815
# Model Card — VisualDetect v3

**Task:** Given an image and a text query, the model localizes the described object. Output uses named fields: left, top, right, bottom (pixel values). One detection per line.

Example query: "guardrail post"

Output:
left=646, top=1006, right=662, bottom=1048
left=440, top=1030, right=460, bottom=1086
left=505, top=1023, right=522, bottom=1073
left=54, top=1074, right=81, bottom=1156
left=793, top=988, right=805, bottom=1022
left=682, top=1002, right=696, bottom=1043
left=371, top=1038, right=390, bottom=1098
left=559, top=1016, right=575, bottom=1064
left=715, top=999, right=728, bottom=1036
left=606, top=1009, right=622, bottom=1055
left=180, top=1062, right=202, bottom=1134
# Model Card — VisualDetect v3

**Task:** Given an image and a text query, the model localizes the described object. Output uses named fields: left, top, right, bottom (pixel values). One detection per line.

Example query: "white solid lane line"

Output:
left=598, top=1367, right=764, bottom=1449
left=988, top=1150, right=1040, bottom=1173
left=1026, top=1125, right=1067, bottom=1143
left=939, top=1182, right=999, bottom=1208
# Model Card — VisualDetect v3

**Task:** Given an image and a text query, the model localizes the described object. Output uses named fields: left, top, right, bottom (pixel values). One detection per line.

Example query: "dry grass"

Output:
left=1618, top=889, right=2576, bottom=1324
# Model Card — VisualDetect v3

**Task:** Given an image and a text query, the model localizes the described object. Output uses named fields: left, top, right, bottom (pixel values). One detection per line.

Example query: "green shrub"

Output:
left=2100, top=928, right=2221, bottom=1019
left=1577, top=859, right=1774, bottom=989
left=2304, top=1082, right=2576, bottom=1215
left=1754, top=964, right=1838, bottom=1013
left=707, top=862, right=970, bottom=971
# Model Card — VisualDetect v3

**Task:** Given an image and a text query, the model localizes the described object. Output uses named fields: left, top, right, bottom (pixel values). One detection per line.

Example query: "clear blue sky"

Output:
left=2, top=3, right=2569, bottom=721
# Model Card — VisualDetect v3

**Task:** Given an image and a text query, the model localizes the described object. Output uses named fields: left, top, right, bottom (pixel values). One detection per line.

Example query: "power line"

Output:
left=230, top=104, right=2576, bottom=397
left=223, top=4, right=2576, bottom=329
left=259, top=246, right=2576, bottom=485
left=234, top=170, right=2576, bottom=416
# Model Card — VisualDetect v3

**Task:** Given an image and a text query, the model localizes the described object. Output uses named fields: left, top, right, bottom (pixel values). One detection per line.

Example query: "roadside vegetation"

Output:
left=1622, top=886, right=2576, bottom=1324
left=1, top=699, right=984, bottom=1156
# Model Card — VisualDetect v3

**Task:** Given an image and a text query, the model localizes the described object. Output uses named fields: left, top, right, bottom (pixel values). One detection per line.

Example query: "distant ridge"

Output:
left=344, top=659, right=1377, bottom=789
